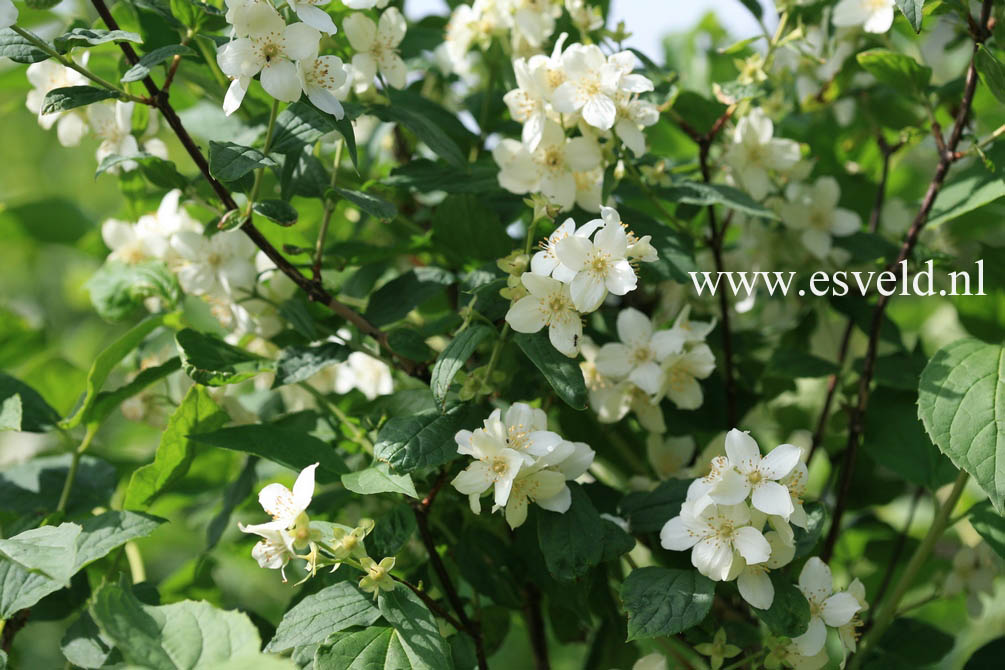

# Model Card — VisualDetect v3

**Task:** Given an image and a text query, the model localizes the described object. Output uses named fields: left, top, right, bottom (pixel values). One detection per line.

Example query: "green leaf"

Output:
left=266, top=582, right=381, bottom=652
left=0, top=395, right=21, bottom=432
left=253, top=199, right=299, bottom=226
left=75, top=511, right=165, bottom=570
left=387, top=328, right=433, bottom=362
left=659, top=180, right=777, bottom=219
left=623, top=208, right=698, bottom=283
left=121, top=44, right=194, bottom=82
left=767, top=348, right=839, bottom=379
left=270, top=101, right=340, bottom=155
left=753, top=573, right=811, bottom=636
left=315, top=627, right=440, bottom=670
left=373, top=403, right=483, bottom=473
left=209, top=141, right=277, bottom=182
left=431, top=195, right=512, bottom=263
left=969, top=500, right=1005, bottom=558
left=329, top=187, right=397, bottom=220
left=273, top=341, right=350, bottom=387
left=671, top=91, right=727, bottom=136
left=124, top=385, right=229, bottom=509
left=86, top=260, right=181, bottom=321
left=53, top=28, right=141, bottom=53
left=793, top=502, right=827, bottom=558
left=370, top=103, right=466, bottom=168
left=538, top=484, right=625, bottom=580
left=0, top=28, right=51, bottom=63
left=341, top=462, right=418, bottom=498
left=431, top=325, right=493, bottom=409
left=96, top=152, right=189, bottom=190
left=62, top=314, right=167, bottom=429
left=0, top=523, right=81, bottom=583
left=514, top=332, right=588, bottom=410
left=87, top=358, right=182, bottom=427
left=894, top=0, right=925, bottom=32
left=384, top=159, right=500, bottom=194
left=90, top=582, right=262, bottom=669
left=976, top=46, right=1005, bottom=103
left=61, top=613, right=116, bottom=670
left=0, top=373, right=60, bottom=432
left=955, top=290, right=1005, bottom=343
left=369, top=503, right=417, bottom=557
left=929, top=143, right=1005, bottom=228
left=365, top=267, right=455, bottom=327
left=918, top=338, right=1004, bottom=513
left=863, top=388, right=957, bottom=490
left=620, top=567, right=715, bottom=640
left=737, top=0, right=762, bottom=19
left=857, top=49, right=932, bottom=96
left=619, top=478, right=691, bottom=534
left=876, top=618, right=954, bottom=665
left=176, top=328, right=274, bottom=385
left=41, top=86, right=119, bottom=115
left=966, top=637, right=1005, bottom=669
left=190, top=423, right=348, bottom=481
left=206, top=456, right=258, bottom=551
left=0, top=454, right=116, bottom=515
left=377, top=588, right=452, bottom=669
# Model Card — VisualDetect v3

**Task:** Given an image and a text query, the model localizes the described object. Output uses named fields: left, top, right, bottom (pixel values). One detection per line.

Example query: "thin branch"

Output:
left=522, top=582, right=550, bottom=670
left=822, top=0, right=992, bottom=562
left=314, top=139, right=344, bottom=282
left=391, top=576, right=465, bottom=631
left=870, top=487, right=923, bottom=616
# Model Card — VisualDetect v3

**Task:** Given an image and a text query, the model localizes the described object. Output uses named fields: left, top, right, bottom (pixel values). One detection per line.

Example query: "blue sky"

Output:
left=404, top=0, right=778, bottom=61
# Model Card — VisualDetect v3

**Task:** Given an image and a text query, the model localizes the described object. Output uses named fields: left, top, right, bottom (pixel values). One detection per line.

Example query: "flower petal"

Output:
left=821, top=591, right=861, bottom=627
left=738, top=568, right=774, bottom=610
left=732, top=526, right=770, bottom=565
left=760, top=443, right=802, bottom=480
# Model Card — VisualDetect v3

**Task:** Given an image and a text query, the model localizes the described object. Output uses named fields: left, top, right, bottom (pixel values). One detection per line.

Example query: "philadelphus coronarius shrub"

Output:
left=2, top=0, right=1005, bottom=668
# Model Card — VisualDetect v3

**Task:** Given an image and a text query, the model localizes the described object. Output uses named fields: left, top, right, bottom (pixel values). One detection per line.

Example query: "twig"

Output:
left=870, top=487, right=923, bottom=614
left=313, top=140, right=344, bottom=282
left=522, top=582, right=550, bottom=670
left=822, top=0, right=992, bottom=562
left=56, top=425, right=98, bottom=513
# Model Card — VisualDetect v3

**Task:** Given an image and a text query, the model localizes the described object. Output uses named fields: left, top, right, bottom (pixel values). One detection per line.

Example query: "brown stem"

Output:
left=869, top=487, right=923, bottom=618
left=522, top=582, right=550, bottom=670
left=161, top=53, right=183, bottom=94
left=87, top=0, right=416, bottom=376
left=821, top=1, right=991, bottom=562
left=413, top=505, right=488, bottom=670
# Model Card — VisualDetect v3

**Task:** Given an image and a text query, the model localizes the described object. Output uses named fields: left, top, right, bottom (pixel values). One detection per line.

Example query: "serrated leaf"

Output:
left=753, top=573, right=810, bottom=637
left=53, top=28, right=141, bottom=53
left=0, top=373, right=60, bottom=432
left=121, top=44, right=193, bottom=82
left=377, top=588, right=452, bottom=669
left=270, top=101, right=339, bottom=155
left=0, top=523, right=80, bottom=583
left=87, top=358, right=181, bottom=427
left=253, top=199, right=298, bottom=226
left=90, top=582, right=261, bottom=669
left=124, top=385, right=229, bottom=509
left=894, top=0, right=925, bottom=32
left=62, top=313, right=167, bottom=429
left=431, top=325, right=493, bottom=409
left=373, top=403, right=483, bottom=473
left=41, top=86, right=119, bottom=115
left=539, top=483, right=631, bottom=580
left=365, top=267, right=455, bottom=327
left=619, top=478, right=691, bottom=534
left=969, top=500, right=1005, bottom=557
left=176, top=328, right=274, bottom=385
left=266, top=582, right=381, bottom=653
left=369, top=102, right=466, bottom=167
left=857, top=49, right=932, bottom=96
left=620, top=567, right=715, bottom=639
left=918, top=338, right=1004, bottom=513
left=341, top=462, right=418, bottom=498
left=514, top=332, right=588, bottom=410
left=0, top=28, right=51, bottom=63
left=86, top=260, right=181, bottom=321
left=61, top=613, right=116, bottom=669
left=658, top=181, right=777, bottom=219
left=189, top=423, right=348, bottom=481
left=315, top=627, right=437, bottom=670
left=209, top=141, right=276, bottom=182
left=96, top=152, right=189, bottom=190
left=329, top=186, right=397, bottom=220
left=273, top=341, right=350, bottom=387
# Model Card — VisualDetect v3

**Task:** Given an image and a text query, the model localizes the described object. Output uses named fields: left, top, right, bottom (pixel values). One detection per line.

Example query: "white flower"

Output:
left=503, top=36, right=567, bottom=151
left=505, top=273, right=583, bottom=357
left=553, top=45, right=652, bottom=130
left=670, top=305, right=716, bottom=344
left=217, top=5, right=321, bottom=113
left=729, top=530, right=796, bottom=610
left=565, top=0, right=603, bottom=32
left=239, top=520, right=297, bottom=580
left=253, top=462, right=319, bottom=528
left=792, top=557, right=863, bottom=657
left=555, top=216, right=637, bottom=312
left=530, top=216, right=602, bottom=281
left=646, top=433, right=695, bottom=479
left=342, top=0, right=388, bottom=8
left=510, top=0, right=559, bottom=49
left=101, top=190, right=200, bottom=265
left=88, top=101, right=139, bottom=172
left=297, top=50, right=351, bottom=118
left=26, top=59, right=90, bottom=147
left=724, top=108, right=801, bottom=201
left=344, top=7, right=407, bottom=91
left=595, top=308, right=684, bottom=395
left=451, top=422, right=530, bottom=509
left=657, top=343, right=716, bottom=409
left=944, top=543, right=997, bottom=617
left=499, top=463, right=568, bottom=528
left=286, top=0, right=337, bottom=34
left=660, top=501, right=771, bottom=581
left=780, top=177, right=861, bottom=259
left=615, top=96, right=659, bottom=156
left=833, top=0, right=896, bottom=34
left=838, top=578, right=868, bottom=652
left=333, top=351, right=393, bottom=399
left=581, top=336, right=666, bottom=432
left=493, top=119, right=602, bottom=211
left=707, top=430, right=802, bottom=519
left=171, top=229, right=257, bottom=298
left=1, top=0, right=16, bottom=29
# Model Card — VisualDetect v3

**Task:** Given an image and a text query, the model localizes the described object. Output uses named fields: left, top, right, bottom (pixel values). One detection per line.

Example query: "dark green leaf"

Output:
left=876, top=618, right=954, bottom=665
left=341, top=462, right=418, bottom=498
left=270, top=101, right=339, bottom=155
left=190, top=423, right=348, bottom=481
left=384, top=159, right=500, bottom=194
left=209, top=141, right=276, bottom=182
left=378, top=588, right=452, bottom=669
left=368, top=504, right=417, bottom=557
left=620, top=567, right=715, bottom=639
left=87, top=357, right=182, bottom=426
left=0, top=373, right=60, bottom=432
left=619, top=478, right=691, bottom=534
left=387, top=328, right=433, bottom=362
left=965, top=637, right=1005, bottom=669
left=373, top=403, right=483, bottom=473
left=41, top=86, right=119, bottom=115
left=315, top=627, right=434, bottom=670
left=365, top=267, right=455, bottom=327
left=857, top=49, right=932, bottom=96
left=918, top=338, right=1004, bottom=512
left=538, top=484, right=616, bottom=581
left=894, top=0, right=925, bottom=32
left=330, top=186, right=397, bottom=220
left=124, top=385, right=229, bottom=508
left=767, top=348, right=839, bottom=379
left=266, top=582, right=381, bottom=652
left=514, top=332, right=588, bottom=410
left=793, top=502, right=827, bottom=558
left=86, top=260, right=181, bottom=321
left=176, top=328, right=274, bottom=386
left=369, top=103, right=466, bottom=167
left=431, top=195, right=512, bottom=262
left=96, top=152, right=189, bottom=190
left=671, top=91, right=727, bottom=136
left=121, top=44, right=194, bottom=82
left=0, top=28, right=51, bottom=63
left=658, top=181, right=777, bottom=219
left=431, top=325, right=493, bottom=409
left=969, top=500, right=1005, bottom=558
left=253, top=199, right=298, bottom=226
left=0, top=454, right=115, bottom=515
left=273, top=341, right=350, bottom=387
left=754, top=573, right=810, bottom=636
left=206, top=456, right=258, bottom=551
left=53, top=28, right=141, bottom=53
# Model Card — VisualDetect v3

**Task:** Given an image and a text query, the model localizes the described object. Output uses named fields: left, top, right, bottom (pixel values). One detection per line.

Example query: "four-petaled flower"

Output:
left=660, top=501, right=771, bottom=581
left=709, top=430, right=802, bottom=519
left=792, top=557, right=862, bottom=656
left=556, top=211, right=637, bottom=312
left=505, top=273, right=583, bottom=357
left=344, top=7, right=408, bottom=91
left=358, top=556, right=397, bottom=596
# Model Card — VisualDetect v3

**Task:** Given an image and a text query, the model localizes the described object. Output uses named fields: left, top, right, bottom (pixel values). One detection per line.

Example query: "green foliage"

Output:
left=341, top=463, right=418, bottom=498
left=253, top=199, right=299, bottom=226
left=266, top=582, right=381, bottom=652
left=122, top=44, right=195, bottom=83
left=620, top=567, right=715, bottom=640
left=753, top=574, right=810, bottom=637
left=176, top=328, right=274, bottom=385
left=377, top=588, right=453, bottom=669
left=514, top=332, right=588, bottom=409
left=86, top=260, right=182, bottom=321
left=373, top=403, right=483, bottom=473
left=40, top=86, right=120, bottom=115
left=969, top=500, right=1005, bottom=557
left=189, top=423, right=348, bottom=481
left=874, top=618, right=954, bottom=666
left=538, top=484, right=632, bottom=580
left=209, top=141, right=277, bottom=182
left=0, top=373, right=60, bottom=432
left=52, top=28, right=142, bottom=53
left=857, top=49, right=932, bottom=97
left=273, top=341, right=350, bottom=387
left=364, top=267, right=455, bottom=327
left=976, top=45, right=1005, bottom=103
left=918, top=338, right=1005, bottom=513
left=329, top=187, right=397, bottom=220
left=431, top=325, right=493, bottom=409
left=0, top=28, right=51, bottom=63
left=894, top=0, right=926, bottom=32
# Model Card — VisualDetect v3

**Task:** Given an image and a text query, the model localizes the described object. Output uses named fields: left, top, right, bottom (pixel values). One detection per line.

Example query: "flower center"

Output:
left=587, top=250, right=611, bottom=276
left=506, top=424, right=530, bottom=450
left=666, top=366, right=689, bottom=391
left=630, top=346, right=653, bottom=365
left=492, top=457, right=510, bottom=474
left=542, top=147, right=564, bottom=170
left=748, top=470, right=763, bottom=485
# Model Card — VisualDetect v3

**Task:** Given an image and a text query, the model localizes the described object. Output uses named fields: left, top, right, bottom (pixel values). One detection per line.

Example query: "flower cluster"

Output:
left=442, top=0, right=563, bottom=74
left=450, top=402, right=595, bottom=529
left=504, top=206, right=659, bottom=357
left=239, top=462, right=396, bottom=594
left=493, top=39, right=656, bottom=211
